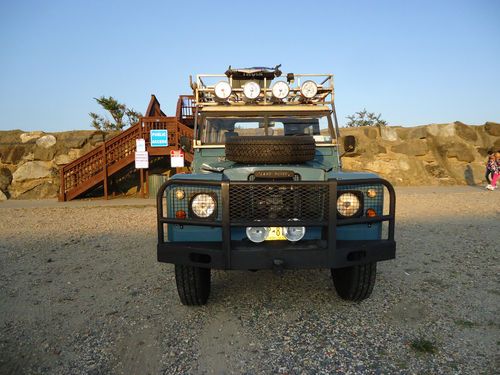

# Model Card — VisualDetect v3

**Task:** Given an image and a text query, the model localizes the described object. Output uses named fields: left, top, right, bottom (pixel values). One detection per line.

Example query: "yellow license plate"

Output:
left=266, top=227, right=286, bottom=241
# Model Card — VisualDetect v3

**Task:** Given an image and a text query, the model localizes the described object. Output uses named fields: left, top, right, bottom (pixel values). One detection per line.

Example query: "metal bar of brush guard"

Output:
left=327, top=179, right=337, bottom=263
left=221, top=180, right=231, bottom=268
left=156, top=177, right=396, bottom=241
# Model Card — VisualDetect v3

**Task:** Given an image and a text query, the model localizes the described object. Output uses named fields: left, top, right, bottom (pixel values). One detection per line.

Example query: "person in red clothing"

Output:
left=486, top=151, right=500, bottom=190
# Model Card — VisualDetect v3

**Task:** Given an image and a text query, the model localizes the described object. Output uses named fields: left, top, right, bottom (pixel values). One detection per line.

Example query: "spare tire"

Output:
left=225, top=136, right=316, bottom=164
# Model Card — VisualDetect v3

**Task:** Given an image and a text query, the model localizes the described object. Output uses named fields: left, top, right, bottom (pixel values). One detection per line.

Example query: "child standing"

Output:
left=485, top=150, right=495, bottom=185
left=486, top=151, right=500, bottom=190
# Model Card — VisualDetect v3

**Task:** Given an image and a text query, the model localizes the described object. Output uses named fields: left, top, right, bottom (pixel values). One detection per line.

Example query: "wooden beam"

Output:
left=103, top=143, right=108, bottom=200
left=140, top=168, right=144, bottom=198
left=59, top=168, right=65, bottom=201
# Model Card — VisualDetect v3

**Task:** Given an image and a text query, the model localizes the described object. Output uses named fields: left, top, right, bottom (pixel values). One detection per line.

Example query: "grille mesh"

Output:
left=165, top=185, right=222, bottom=221
left=338, top=183, right=385, bottom=216
left=163, top=182, right=387, bottom=223
left=229, top=184, right=329, bottom=221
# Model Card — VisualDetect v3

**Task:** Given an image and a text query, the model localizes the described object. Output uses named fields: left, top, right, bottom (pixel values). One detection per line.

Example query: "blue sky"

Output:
left=0, top=0, right=499, bottom=131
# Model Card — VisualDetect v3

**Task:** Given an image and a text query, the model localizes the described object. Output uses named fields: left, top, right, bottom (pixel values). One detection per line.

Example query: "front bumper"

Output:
left=157, top=178, right=396, bottom=270
left=157, top=239, right=396, bottom=270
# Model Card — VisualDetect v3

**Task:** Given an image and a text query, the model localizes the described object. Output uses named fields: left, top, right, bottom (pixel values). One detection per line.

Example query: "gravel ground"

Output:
left=0, top=187, right=499, bottom=374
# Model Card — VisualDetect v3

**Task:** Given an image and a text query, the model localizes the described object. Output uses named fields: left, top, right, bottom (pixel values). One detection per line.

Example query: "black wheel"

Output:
left=331, top=262, right=377, bottom=302
left=225, top=136, right=316, bottom=164
left=174, top=265, right=211, bottom=305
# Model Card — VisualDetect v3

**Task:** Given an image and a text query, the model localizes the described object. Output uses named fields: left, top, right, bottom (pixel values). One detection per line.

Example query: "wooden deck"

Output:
left=59, top=96, right=195, bottom=201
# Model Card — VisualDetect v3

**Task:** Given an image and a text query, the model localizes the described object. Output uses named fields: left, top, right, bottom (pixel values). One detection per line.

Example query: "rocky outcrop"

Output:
left=341, top=122, right=499, bottom=186
left=0, top=167, right=12, bottom=192
left=0, top=130, right=109, bottom=200
left=0, top=123, right=498, bottom=200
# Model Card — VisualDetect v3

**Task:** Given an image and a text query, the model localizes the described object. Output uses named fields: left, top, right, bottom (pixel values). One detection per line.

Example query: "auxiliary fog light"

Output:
left=271, top=81, right=290, bottom=99
left=246, top=227, right=270, bottom=243
left=284, top=226, right=306, bottom=242
left=300, top=80, right=318, bottom=99
left=214, top=81, right=232, bottom=99
left=243, top=81, right=261, bottom=100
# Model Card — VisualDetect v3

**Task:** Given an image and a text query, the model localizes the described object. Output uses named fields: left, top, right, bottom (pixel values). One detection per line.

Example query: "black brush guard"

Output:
left=157, top=178, right=396, bottom=270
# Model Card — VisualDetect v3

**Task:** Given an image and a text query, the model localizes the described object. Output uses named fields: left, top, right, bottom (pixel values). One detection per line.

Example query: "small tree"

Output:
left=89, top=96, right=142, bottom=131
left=345, top=109, right=387, bottom=127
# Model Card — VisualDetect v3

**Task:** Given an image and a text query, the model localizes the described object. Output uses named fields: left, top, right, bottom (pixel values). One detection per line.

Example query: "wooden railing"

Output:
left=176, top=95, right=195, bottom=126
left=59, top=115, right=194, bottom=201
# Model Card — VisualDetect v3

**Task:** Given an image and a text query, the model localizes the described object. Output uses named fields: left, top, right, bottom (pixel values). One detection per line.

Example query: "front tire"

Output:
left=175, top=265, right=211, bottom=305
left=332, top=262, right=377, bottom=302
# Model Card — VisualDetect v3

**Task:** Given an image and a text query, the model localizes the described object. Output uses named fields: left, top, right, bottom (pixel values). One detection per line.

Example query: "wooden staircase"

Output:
left=59, top=95, right=195, bottom=201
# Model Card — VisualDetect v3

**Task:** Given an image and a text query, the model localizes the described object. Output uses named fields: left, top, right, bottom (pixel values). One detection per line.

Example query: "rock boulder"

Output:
left=380, top=126, right=399, bottom=142
left=392, top=139, right=428, bottom=156
left=485, top=122, right=500, bottom=137
left=0, top=167, right=13, bottom=192
left=454, top=122, right=478, bottom=141
left=12, top=161, right=53, bottom=182
left=20, top=131, right=44, bottom=143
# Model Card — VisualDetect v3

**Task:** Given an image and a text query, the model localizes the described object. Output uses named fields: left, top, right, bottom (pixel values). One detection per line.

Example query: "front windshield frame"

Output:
left=197, top=111, right=336, bottom=145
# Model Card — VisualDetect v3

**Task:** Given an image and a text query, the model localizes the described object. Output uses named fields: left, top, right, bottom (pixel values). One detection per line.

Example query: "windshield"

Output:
left=200, top=113, right=334, bottom=144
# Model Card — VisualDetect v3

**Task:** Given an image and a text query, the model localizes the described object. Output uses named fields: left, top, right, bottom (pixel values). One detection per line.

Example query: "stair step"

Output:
left=59, top=116, right=194, bottom=201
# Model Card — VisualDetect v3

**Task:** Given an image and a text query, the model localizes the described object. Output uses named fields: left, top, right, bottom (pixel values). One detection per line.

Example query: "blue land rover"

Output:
left=157, top=66, right=396, bottom=305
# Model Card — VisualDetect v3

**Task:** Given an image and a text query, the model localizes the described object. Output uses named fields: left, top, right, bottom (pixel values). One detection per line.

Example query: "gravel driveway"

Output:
left=0, top=187, right=498, bottom=374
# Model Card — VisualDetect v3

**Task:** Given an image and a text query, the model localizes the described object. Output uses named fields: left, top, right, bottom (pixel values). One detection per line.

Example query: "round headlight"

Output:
left=271, top=81, right=290, bottom=99
left=284, top=226, right=306, bottom=242
left=300, top=80, right=318, bottom=98
left=191, top=193, right=216, bottom=218
left=246, top=227, right=269, bottom=243
left=243, top=81, right=260, bottom=100
left=214, top=81, right=232, bottom=99
left=337, top=192, right=361, bottom=217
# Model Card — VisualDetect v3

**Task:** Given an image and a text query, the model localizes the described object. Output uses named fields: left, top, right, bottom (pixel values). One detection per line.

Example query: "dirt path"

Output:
left=0, top=187, right=499, bottom=374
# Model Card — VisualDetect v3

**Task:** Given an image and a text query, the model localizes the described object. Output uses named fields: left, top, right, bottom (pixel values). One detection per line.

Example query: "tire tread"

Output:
left=175, top=265, right=211, bottom=305
left=332, top=262, right=377, bottom=302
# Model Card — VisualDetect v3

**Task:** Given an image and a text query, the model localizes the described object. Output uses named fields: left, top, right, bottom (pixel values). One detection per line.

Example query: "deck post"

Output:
left=140, top=168, right=144, bottom=198
left=145, top=169, right=149, bottom=198
left=103, top=143, right=108, bottom=200
left=59, top=168, right=65, bottom=202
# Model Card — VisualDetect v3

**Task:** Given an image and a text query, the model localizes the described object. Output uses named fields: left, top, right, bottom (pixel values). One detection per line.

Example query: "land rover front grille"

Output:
left=229, top=184, right=329, bottom=221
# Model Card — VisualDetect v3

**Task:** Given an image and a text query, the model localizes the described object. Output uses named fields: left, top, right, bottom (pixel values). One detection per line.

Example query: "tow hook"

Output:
left=273, top=259, right=285, bottom=276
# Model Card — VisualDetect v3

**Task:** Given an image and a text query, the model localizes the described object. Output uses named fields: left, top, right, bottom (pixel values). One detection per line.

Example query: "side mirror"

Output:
left=343, top=135, right=356, bottom=153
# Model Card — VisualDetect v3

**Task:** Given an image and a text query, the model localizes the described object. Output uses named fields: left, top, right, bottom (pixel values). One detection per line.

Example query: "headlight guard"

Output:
left=336, top=191, right=364, bottom=218
left=189, top=192, right=218, bottom=219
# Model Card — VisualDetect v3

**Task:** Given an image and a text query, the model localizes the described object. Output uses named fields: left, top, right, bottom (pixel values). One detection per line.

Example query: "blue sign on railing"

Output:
left=150, top=129, right=168, bottom=147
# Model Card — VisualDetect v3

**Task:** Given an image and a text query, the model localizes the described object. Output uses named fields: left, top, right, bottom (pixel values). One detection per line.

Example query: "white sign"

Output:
left=136, top=138, right=146, bottom=152
left=135, top=151, right=149, bottom=169
left=170, top=149, right=184, bottom=168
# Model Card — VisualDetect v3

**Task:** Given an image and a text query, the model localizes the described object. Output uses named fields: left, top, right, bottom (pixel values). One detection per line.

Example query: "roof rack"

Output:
left=193, top=67, right=334, bottom=107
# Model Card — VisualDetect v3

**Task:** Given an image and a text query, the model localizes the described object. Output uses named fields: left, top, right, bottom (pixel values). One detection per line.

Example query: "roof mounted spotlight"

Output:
left=271, top=81, right=290, bottom=100
left=300, top=80, right=318, bottom=99
left=243, top=81, right=260, bottom=100
left=214, top=81, right=232, bottom=99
